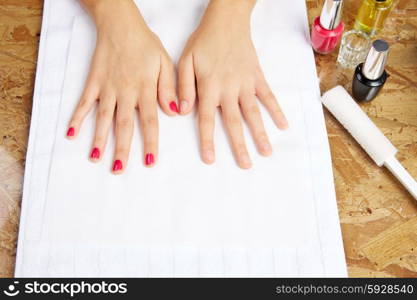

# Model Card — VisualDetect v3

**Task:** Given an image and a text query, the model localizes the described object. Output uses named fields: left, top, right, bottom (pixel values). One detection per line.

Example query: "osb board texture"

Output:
left=0, top=0, right=416, bottom=278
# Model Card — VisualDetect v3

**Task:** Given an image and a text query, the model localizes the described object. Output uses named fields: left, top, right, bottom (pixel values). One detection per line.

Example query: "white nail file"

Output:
left=321, top=85, right=417, bottom=200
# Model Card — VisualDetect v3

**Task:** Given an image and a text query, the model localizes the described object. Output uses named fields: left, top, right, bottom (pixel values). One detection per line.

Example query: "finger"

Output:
left=139, top=87, right=159, bottom=168
left=255, top=70, right=288, bottom=129
left=112, top=99, right=135, bottom=174
left=89, top=93, right=116, bottom=162
left=240, top=93, right=272, bottom=156
left=158, top=56, right=179, bottom=116
left=198, top=96, right=216, bottom=165
left=67, top=81, right=99, bottom=139
left=221, top=101, right=252, bottom=169
left=177, top=55, right=196, bottom=115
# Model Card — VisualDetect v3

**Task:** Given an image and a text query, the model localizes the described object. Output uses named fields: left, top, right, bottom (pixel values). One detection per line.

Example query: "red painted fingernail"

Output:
left=67, top=127, right=75, bottom=137
left=145, top=153, right=155, bottom=166
left=113, top=160, right=123, bottom=172
left=90, top=147, right=100, bottom=160
left=169, top=101, right=179, bottom=113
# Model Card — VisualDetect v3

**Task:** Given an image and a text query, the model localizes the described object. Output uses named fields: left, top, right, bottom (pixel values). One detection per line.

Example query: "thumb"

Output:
left=177, top=54, right=196, bottom=115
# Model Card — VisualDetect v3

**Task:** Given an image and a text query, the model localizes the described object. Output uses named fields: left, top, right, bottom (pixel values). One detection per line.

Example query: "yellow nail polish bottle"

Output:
left=354, top=0, right=394, bottom=37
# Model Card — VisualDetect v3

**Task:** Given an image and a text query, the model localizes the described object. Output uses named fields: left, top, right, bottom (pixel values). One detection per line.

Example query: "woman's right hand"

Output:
left=67, top=0, right=178, bottom=174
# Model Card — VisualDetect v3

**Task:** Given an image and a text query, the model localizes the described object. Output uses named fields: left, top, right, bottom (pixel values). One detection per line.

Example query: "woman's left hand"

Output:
left=178, top=0, right=288, bottom=169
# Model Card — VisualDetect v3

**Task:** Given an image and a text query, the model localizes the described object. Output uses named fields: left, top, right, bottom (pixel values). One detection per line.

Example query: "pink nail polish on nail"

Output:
left=113, top=160, right=123, bottom=172
left=90, top=147, right=100, bottom=159
left=67, top=127, right=75, bottom=137
left=169, top=101, right=179, bottom=113
left=145, top=153, right=155, bottom=166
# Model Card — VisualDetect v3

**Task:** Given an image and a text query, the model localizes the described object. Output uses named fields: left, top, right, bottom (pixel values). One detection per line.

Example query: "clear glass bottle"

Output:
left=337, top=29, right=372, bottom=69
left=354, top=0, right=394, bottom=37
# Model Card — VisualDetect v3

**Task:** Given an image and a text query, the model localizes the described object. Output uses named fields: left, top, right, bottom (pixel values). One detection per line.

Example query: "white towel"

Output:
left=15, top=0, right=347, bottom=277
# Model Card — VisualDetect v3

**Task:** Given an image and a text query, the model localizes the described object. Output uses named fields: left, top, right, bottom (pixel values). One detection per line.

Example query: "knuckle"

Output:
left=142, top=115, right=158, bottom=128
left=265, top=90, right=276, bottom=102
left=235, top=145, right=248, bottom=155
left=178, top=81, right=194, bottom=90
left=199, top=113, right=213, bottom=124
left=256, top=131, right=269, bottom=143
left=98, top=108, right=112, bottom=119
left=78, top=98, right=91, bottom=109
left=272, top=104, right=282, bottom=114
left=247, top=104, right=259, bottom=115
left=94, top=135, right=106, bottom=145
left=201, top=139, right=214, bottom=148
left=117, top=117, right=132, bottom=129
left=145, top=141, right=157, bottom=150
left=178, top=85, right=196, bottom=97
left=116, top=147, right=129, bottom=156
left=71, top=115, right=80, bottom=124
left=225, top=115, right=241, bottom=126
left=158, top=83, right=175, bottom=93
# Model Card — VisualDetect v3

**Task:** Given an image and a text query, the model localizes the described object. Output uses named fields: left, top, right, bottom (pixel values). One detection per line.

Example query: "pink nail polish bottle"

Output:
left=311, top=0, right=345, bottom=55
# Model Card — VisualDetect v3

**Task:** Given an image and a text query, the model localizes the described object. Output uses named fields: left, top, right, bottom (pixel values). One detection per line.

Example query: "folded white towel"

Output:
left=15, top=0, right=347, bottom=277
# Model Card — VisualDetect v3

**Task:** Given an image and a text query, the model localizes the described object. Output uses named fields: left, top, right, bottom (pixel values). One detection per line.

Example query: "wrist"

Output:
left=81, top=0, right=146, bottom=31
left=208, top=0, right=256, bottom=18
left=204, top=0, right=255, bottom=29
